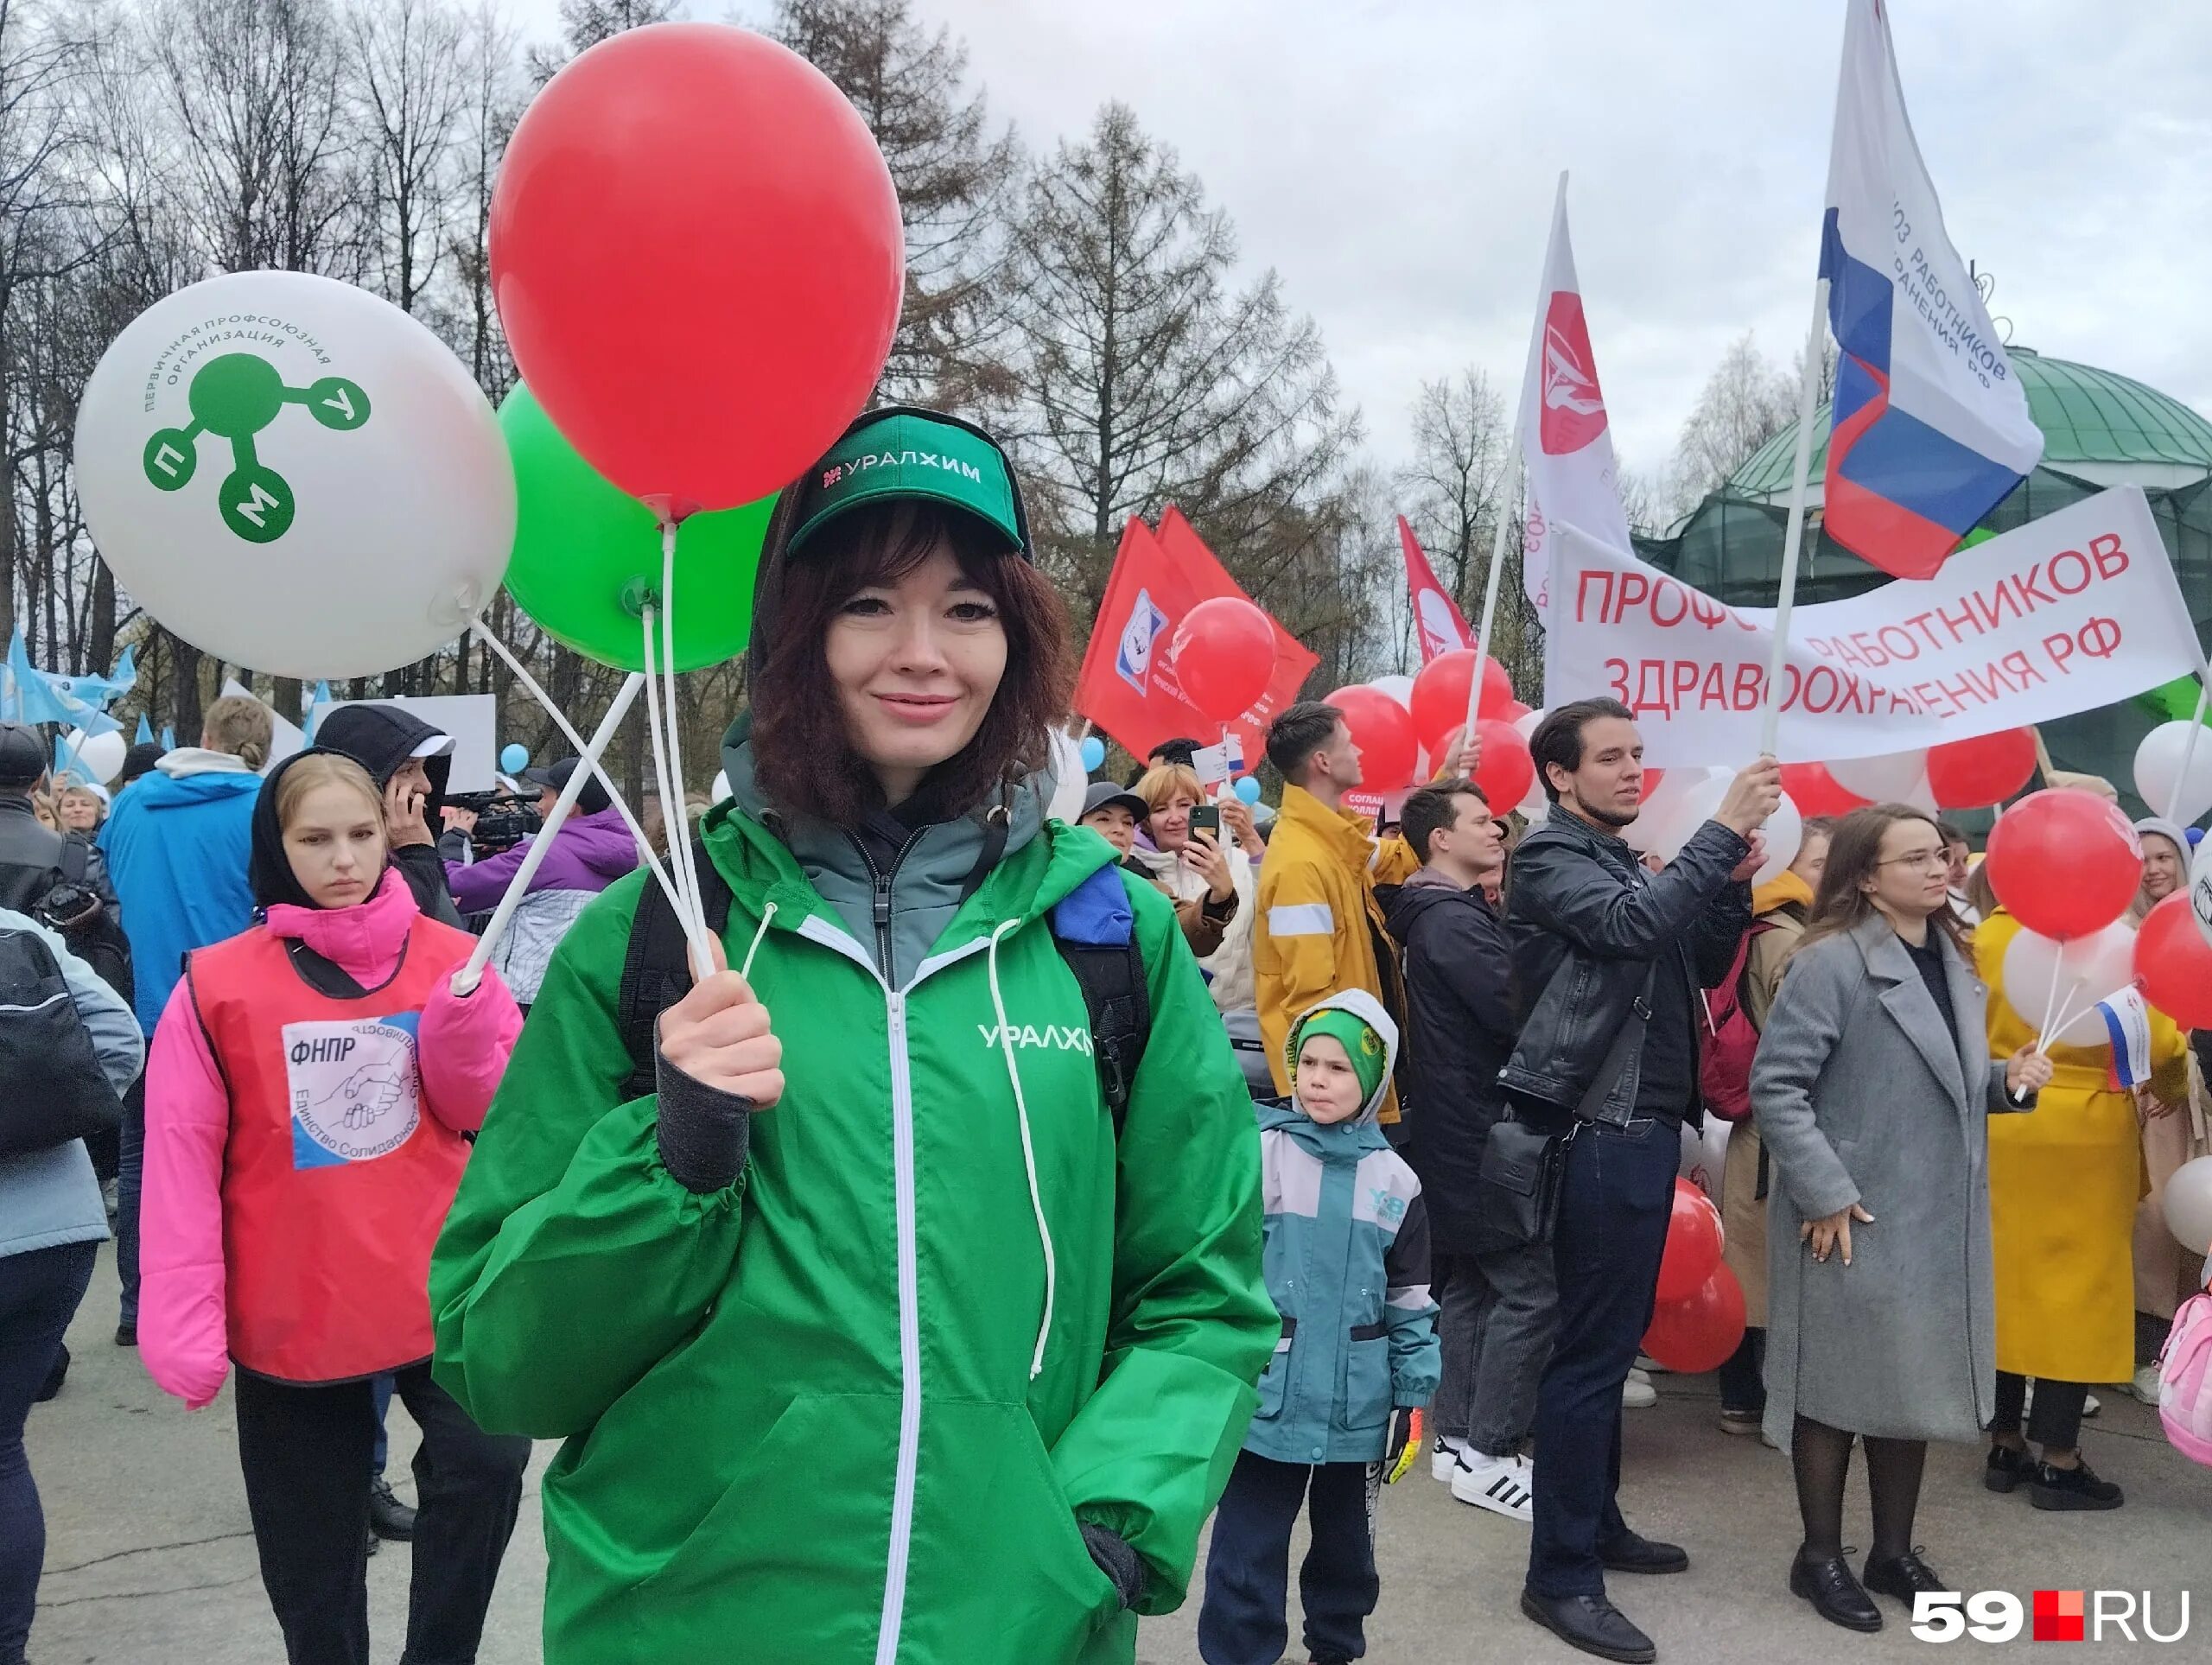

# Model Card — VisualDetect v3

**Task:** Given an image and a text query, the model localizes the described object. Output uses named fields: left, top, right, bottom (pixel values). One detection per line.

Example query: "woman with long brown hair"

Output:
left=1751, top=804, right=2052, bottom=1634
left=430, top=409, right=1276, bottom=1665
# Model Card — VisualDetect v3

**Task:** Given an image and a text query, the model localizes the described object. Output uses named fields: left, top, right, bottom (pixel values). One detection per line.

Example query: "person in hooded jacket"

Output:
left=1383, top=780, right=1533, bottom=1522
left=430, top=406, right=1275, bottom=1665
left=137, top=749, right=528, bottom=1665
left=98, top=694, right=271, bottom=1348
left=1197, top=992, right=1438, bottom=1665
left=314, top=703, right=464, bottom=928
left=443, top=756, right=638, bottom=1006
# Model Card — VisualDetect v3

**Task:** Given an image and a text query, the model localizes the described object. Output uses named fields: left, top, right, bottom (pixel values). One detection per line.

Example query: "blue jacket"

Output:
left=99, top=753, right=262, bottom=1034
left=1247, top=990, right=1439, bottom=1465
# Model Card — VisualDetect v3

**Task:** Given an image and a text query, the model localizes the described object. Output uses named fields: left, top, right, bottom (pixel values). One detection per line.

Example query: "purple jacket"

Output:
left=445, top=804, right=639, bottom=913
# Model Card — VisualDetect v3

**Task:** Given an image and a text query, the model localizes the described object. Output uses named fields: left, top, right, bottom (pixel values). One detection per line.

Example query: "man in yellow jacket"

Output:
left=1252, top=702, right=1421, bottom=1124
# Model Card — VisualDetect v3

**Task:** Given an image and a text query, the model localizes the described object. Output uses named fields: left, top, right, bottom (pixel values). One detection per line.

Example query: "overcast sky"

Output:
left=505, top=0, right=2212, bottom=481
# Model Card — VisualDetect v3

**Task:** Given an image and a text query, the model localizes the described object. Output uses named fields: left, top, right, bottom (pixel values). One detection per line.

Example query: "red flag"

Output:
left=1397, top=515, right=1475, bottom=664
left=1074, top=511, right=1318, bottom=766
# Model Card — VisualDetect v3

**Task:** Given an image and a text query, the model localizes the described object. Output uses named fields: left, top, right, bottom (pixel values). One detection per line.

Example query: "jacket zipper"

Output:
left=849, top=829, right=925, bottom=983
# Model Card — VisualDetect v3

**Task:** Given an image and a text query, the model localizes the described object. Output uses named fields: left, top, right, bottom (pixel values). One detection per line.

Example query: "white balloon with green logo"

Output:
left=73, top=270, right=515, bottom=679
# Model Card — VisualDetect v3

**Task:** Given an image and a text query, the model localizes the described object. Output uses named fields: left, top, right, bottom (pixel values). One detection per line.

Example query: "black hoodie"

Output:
left=249, top=748, right=395, bottom=912
left=311, top=704, right=463, bottom=926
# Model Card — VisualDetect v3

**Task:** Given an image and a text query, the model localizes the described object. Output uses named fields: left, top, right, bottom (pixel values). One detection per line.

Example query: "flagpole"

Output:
left=1471, top=168, right=1568, bottom=739
left=2165, top=671, right=2212, bottom=824
left=1757, top=276, right=1833, bottom=758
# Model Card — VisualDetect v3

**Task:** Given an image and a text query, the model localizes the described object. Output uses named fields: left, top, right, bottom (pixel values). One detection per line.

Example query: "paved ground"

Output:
left=26, top=1243, right=2211, bottom=1662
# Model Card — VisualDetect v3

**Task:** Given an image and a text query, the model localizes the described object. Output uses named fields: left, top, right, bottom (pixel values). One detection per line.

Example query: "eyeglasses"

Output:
left=1876, top=849, right=1950, bottom=872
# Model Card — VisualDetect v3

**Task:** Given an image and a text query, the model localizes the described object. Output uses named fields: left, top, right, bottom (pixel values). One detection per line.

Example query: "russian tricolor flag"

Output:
left=1818, top=0, right=2042, bottom=580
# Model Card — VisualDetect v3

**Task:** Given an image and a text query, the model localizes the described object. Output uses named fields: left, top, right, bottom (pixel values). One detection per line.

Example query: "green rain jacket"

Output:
left=430, top=744, right=1275, bottom=1665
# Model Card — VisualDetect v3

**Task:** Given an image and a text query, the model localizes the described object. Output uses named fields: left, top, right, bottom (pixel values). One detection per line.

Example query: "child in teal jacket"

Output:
left=1198, top=990, right=1440, bottom=1665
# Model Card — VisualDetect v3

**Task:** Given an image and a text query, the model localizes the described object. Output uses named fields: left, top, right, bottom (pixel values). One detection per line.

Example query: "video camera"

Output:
left=444, top=789, right=542, bottom=856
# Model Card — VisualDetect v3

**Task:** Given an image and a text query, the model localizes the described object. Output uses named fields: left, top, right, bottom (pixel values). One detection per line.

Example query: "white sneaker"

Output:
left=1622, top=1376, right=1658, bottom=1409
left=1626, top=1367, right=1653, bottom=1387
left=2131, top=1364, right=2163, bottom=1406
left=1450, top=1451, right=1535, bottom=1522
left=2083, top=1392, right=2101, bottom=1418
left=1430, top=1435, right=1477, bottom=1485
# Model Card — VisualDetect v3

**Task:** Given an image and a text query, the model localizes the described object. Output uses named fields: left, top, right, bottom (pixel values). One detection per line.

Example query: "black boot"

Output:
left=1790, top=1551, right=1883, bottom=1632
left=1864, top=1548, right=1949, bottom=1605
left=1984, top=1443, right=2033, bottom=1493
left=1519, top=1589, right=1657, bottom=1663
left=369, top=1475, right=417, bottom=1542
left=2031, top=1458, right=2123, bottom=1511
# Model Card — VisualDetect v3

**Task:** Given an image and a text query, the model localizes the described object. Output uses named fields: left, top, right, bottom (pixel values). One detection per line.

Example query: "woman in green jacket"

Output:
left=430, top=408, right=1276, bottom=1665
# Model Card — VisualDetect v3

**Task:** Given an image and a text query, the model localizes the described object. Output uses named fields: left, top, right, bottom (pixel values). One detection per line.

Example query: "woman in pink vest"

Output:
left=139, top=749, right=528, bottom=1665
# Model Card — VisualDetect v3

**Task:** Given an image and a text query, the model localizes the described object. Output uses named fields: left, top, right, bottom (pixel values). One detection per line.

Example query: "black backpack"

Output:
left=34, top=840, right=134, bottom=1007
left=0, top=919, right=127, bottom=1159
left=616, top=847, right=1152, bottom=1132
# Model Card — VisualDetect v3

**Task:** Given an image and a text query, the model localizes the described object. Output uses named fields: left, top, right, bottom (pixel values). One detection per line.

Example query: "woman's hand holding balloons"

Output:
left=660, top=962, right=785, bottom=1109
left=2005, top=1045, right=2054, bottom=1099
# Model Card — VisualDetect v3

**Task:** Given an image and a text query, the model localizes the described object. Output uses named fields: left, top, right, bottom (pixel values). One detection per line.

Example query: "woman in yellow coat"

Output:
left=1975, top=904, right=2189, bottom=1510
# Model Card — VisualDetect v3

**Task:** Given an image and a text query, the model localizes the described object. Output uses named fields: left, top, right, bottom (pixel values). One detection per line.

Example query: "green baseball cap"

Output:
left=788, top=410, right=1025, bottom=557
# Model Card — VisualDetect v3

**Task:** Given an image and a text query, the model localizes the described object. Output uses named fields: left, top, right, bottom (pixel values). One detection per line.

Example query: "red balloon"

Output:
left=1781, top=762, right=1870, bottom=820
left=1497, top=699, right=1535, bottom=724
left=1169, top=598, right=1276, bottom=723
left=1642, top=1264, right=1747, bottom=1375
left=1656, top=1179, right=1726, bottom=1302
left=2135, top=893, right=2212, bottom=1027
left=1637, top=766, right=1667, bottom=804
left=1408, top=649, right=1514, bottom=756
left=1471, top=718, right=1535, bottom=811
left=1926, top=728, right=2037, bottom=810
left=1983, top=789, right=2144, bottom=940
left=1327, top=685, right=1419, bottom=793
left=492, top=23, right=904, bottom=515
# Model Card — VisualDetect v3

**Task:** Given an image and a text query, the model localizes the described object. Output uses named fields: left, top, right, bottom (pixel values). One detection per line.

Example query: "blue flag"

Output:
left=161, top=725, right=176, bottom=751
left=137, top=713, right=155, bottom=745
left=6, top=626, right=128, bottom=730
left=303, top=680, right=332, bottom=741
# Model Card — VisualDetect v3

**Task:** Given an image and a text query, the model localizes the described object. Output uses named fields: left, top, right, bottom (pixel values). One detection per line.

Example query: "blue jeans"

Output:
left=1198, top=1452, right=1379, bottom=1664
left=1526, top=1116, right=1678, bottom=1600
left=1, top=1242, right=99, bottom=1665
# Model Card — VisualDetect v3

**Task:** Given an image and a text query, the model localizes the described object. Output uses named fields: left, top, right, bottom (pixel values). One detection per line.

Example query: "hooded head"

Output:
left=739, top=405, right=1072, bottom=830
left=1287, top=989, right=1400, bottom=1127
left=314, top=702, right=454, bottom=813
left=250, top=748, right=391, bottom=911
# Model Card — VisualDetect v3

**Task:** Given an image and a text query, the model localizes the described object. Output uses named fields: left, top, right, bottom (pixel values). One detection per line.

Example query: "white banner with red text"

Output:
left=1546, top=486, right=2202, bottom=766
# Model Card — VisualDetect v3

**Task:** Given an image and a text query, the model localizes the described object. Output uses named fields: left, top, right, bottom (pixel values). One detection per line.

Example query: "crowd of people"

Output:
left=1, top=401, right=2205, bottom=1665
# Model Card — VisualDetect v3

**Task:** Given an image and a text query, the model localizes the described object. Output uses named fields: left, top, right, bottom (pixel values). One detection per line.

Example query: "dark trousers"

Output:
left=115, top=1075, right=145, bottom=1328
left=1989, top=1371, right=2090, bottom=1452
left=1198, top=1451, right=1380, bottom=1665
left=1, top=1241, right=98, bottom=1665
left=1527, top=1116, right=1677, bottom=1600
left=1717, top=1325, right=1767, bottom=1414
left=1433, top=1247, right=1556, bottom=1456
left=372, top=1373, right=395, bottom=1476
left=233, top=1361, right=530, bottom=1665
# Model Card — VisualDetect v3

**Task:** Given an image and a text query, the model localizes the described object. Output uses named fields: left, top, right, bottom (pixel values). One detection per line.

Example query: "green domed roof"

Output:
left=1729, top=348, right=2212, bottom=499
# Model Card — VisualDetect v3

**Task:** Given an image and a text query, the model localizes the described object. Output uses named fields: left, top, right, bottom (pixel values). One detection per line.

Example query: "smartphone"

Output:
left=1188, top=804, right=1221, bottom=841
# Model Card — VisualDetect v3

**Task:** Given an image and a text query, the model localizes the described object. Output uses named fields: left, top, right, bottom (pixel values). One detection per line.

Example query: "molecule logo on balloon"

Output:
left=142, top=353, right=371, bottom=544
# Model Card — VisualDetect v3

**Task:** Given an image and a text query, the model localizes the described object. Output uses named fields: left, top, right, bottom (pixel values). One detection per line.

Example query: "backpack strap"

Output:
left=616, top=846, right=734, bottom=1102
left=1046, top=864, right=1153, bottom=1138
left=58, top=838, right=87, bottom=887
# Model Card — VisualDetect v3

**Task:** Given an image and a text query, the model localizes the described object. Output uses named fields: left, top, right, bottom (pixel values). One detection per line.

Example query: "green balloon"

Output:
left=499, top=383, right=774, bottom=672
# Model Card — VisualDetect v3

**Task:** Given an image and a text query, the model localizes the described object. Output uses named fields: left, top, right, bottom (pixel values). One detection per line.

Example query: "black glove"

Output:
left=1078, top=1522, right=1143, bottom=1611
left=1385, top=1406, right=1423, bottom=1478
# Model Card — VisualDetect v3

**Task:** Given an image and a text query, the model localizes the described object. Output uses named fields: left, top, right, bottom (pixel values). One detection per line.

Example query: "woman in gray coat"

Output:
left=1751, top=806, right=2052, bottom=1635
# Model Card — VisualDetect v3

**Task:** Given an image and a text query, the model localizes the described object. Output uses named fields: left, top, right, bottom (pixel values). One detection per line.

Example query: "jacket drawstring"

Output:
left=740, top=903, right=777, bottom=981
left=987, top=917, right=1056, bottom=1380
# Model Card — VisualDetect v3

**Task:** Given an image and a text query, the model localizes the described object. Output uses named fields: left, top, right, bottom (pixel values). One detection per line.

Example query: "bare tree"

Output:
left=771, top=0, right=1019, bottom=414
left=1006, top=102, right=1355, bottom=626
left=1397, top=367, right=1510, bottom=605
left=524, top=0, right=673, bottom=82
left=347, top=0, right=464, bottom=315
left=1671, top=329, right=1796, bottom=505
left=440, top=1, right=518, bottom=395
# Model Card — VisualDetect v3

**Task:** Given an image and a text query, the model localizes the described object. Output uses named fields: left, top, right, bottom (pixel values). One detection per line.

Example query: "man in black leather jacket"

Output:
left=1504, top=698, right=1777, bottom=1665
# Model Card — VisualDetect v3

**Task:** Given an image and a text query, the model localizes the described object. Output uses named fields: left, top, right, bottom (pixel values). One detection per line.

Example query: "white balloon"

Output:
left=2164, top=1155, right=2212, bottom=1256
left=2192, top=833, right=2212, bottom=951
left=58, top=729, right=127, bottom=785
left=1755, top=791, right=1805, bottom=886
left=1655, top=770, right=1737, bottom=862
left=1372, top=673, right=1415, bottom=709
left=2133, top=720, right=2212, bottom=827
left=1046, top=728, right=1090, bottom=824
left=74, top=271, right=515, bottom=680
left=1624, top=765, right=1721, bottom=855
left=1829, top=749, right=1930, bottom=804
left=710, top=770, right=732, bottom=804
left=1999, top=920, right=2136, bottom=1046
left=1512, top=708, right=1544, bottom=740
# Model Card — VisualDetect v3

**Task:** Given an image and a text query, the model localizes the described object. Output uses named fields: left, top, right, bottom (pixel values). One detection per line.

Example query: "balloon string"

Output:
left=658, top=522, right=709, bottom=961
left=2167, top=676, right=2212, bottom=823
left=466, top=615, right=683, bottom=921
left=454, top=672, right=644, bottom=995
left=2037, top=973, right=2088, bottom=1055
left=640, top=601, right=716, bottom=974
